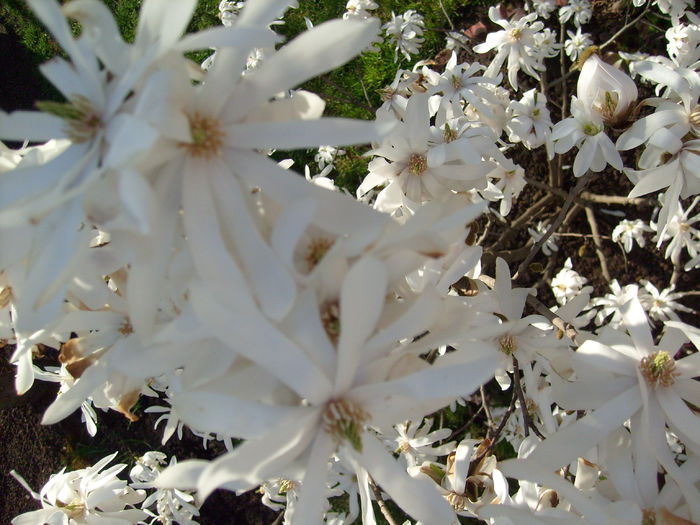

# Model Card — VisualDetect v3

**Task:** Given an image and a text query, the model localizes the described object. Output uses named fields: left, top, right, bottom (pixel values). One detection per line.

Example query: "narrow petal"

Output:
left=225, top=118, right=392, bottom=151
left=352, top=434, right=456, bottom=525
left=335, top=256, right=388, bottom=393
left=528, top=385, right=642, bottom=469
left=231, top=18, right=379, bottom=120
left=290, top=432, right=335, bottom=525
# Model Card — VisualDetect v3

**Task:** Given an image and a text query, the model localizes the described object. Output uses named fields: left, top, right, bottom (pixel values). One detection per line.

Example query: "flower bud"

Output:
left=577, top=54, right=637, bottom=127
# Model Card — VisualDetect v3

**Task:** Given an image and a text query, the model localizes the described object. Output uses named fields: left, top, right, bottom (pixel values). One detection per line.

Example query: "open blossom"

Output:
left=611, top=218, right=652, bottom=252
left=552, top=96, right=623, bottom=177
left=473, top=6, right=546, bottom=90
left=589, top=279, right=638, bottom=327
left=383, top=10, right=425, bottom=61
left=11, top=453, right=146, bottom=525
left=558, top=0, right=592, bottom=27
left=529, top=298, right=700, bottom=520
left=527, top=220, right=558, bottom=256
left=638, top=280, right=695, bottom=322
left=506, top=89, right=554, bottom=156
left=551, top=257, right=587, bottom=305
left=529, top=0, right=557, bottom=19
left=564, top=27, right=592, bottom=61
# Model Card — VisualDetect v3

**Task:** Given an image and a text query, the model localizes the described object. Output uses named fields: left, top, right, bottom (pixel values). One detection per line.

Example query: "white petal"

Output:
left=351, top=434, right=456, bottom=525
left=0, top=111, right=66, bottom=141
left=225, top=118, right=392, bottom=150
left=335, top=256, right=388, bottom=393
left=289, top=432, right=335, bottom=525
left=528, top=385, right=642, bottom=469
left=231, top=18, right=380, bottom=120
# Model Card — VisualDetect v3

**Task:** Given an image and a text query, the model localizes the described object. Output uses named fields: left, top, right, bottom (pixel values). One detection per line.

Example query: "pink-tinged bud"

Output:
left=577, top=54, right=638, bottom=126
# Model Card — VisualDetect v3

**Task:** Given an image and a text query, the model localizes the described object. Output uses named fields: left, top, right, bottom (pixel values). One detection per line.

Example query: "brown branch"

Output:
left=369, top=478, right=399, bottom=525
left=585, top=206, right=611, bottom=281
left=514, top=173, right=594, bottom=280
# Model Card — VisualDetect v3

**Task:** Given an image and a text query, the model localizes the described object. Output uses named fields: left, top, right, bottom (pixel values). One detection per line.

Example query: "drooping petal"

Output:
left=351, top=434, right=456, bottom=525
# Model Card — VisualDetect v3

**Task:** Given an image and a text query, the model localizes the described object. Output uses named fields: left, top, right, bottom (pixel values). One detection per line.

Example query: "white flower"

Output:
left=653, top=196, right=700, bottom=264
left=533, top=27, right=562, bottom=59
left=527, top=221, right=559, bottom=256
left=577, top=54, right=638, bottom=126
left=388, top=418, right=455, bottom=467
left=551, top=258, right=588, bottom=305
left=473, top=6, right=546, bottom=90
left=590, top=279, right=639, bottom=327
left=130, top=453, right=200, bottom=525
left=383, top=10, right=425, bottom=61
left=611, top=218, right=652, bottom=252
left=529, top=297, right=700, bottom=521
left=529, top=0, right=557, bottom=19
left=315, top=145, right=345, bottom=170
left=486, top=159, right=527, bottom=216
left=506, top=89, right=554, bottom=156
left=639, top=280, right=695, bottom=322
left=559, top=0, right=592, bottom=27
left=157, top=255, right=500, bottom=525
left=344, top=0, right=378, bottom=21
left=564, top=27, right=592, bottom=62
left=551, top=96, right=623, bottom=177
left=11, top=453, right=146, bottom=525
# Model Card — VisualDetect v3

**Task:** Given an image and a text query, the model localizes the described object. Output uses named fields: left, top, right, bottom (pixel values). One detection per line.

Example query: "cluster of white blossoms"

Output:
left=2, top=1, right=700, bottom=525
left=12, top=451, right=199, bottom=525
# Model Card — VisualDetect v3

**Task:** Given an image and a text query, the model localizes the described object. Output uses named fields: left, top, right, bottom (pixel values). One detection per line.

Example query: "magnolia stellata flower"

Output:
left=611, top=218, right=652, bottom=253
left=530, top=298, right=700, bottom=520
left=564, top=27, right=593, bottom=61
left=558, top=0, right=592, bottom=27
left=551, top=96, right=623, bottom=177
left=11, top=452, right=146, bottom=525
left=383, top=10, right=425, bottom=61
left=473, top=6, right=546, bottom=90
left=577, top=54, right=638, bottom=127
left=551, top=258, right=588, bottom=305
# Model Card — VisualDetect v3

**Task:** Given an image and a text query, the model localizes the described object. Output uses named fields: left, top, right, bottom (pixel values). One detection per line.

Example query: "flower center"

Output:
left=304, top=238, right=334, bottom=272
left=451, top=74, right=463, bottom=90
left=642, top=508, right=656, bottom=525
left=408, top=153, right=427, bottom=176
left=320, top=300, right=341, bottom=345
left=583, top=122, right=602, bottom=136
left=639, top=351, right=680, bottom=389
left=498, top=334, right=518, bottom=355
left=178, top=112, right=226, bottom=159
left=119, top=318, right=133, bottom=336
left=508, top=28, right=522, bottom=41
left=446, top=491, right=469, bottom=511
left=322, top=399, right=369, bottom=452
left=37, top=96, right=102, bottom=143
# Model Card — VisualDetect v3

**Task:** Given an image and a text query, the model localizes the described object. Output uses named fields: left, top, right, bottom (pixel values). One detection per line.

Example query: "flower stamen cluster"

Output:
left=639, top=351, right=680, bottom=388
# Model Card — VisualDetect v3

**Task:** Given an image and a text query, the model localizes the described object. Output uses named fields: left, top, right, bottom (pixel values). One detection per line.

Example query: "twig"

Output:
left=482, top=386, right=517, bottom=455
left=670, top=260, right=682, bottom=287
left=514, top=173, right=594, bottom=280
left=480, top=384, right=494, bottom=434
left=438, top=0, right=454, bottom=30
left=599, top=4, right=651, bottom=52
left=270, top=510, right=284, bottom=525
left=525, top=294, right=580, bottom=344
left=512, top=357, right=530, bottom=438
left=585, top=206, right=611, bottom=281
left=545, top=4, right=650, bottom=91
left=369, top=478, right=399, bottom=525
left=445, top=404, right=485, bottom=442
left=513, top=357, right=546, bottom=440
left=490, top=195, right=555, bottom=251
left=559, top=21, right=568, bottom=123
left=553, top=232, right=612, bottom=239
left=525, top=177, right=650, bottom=206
